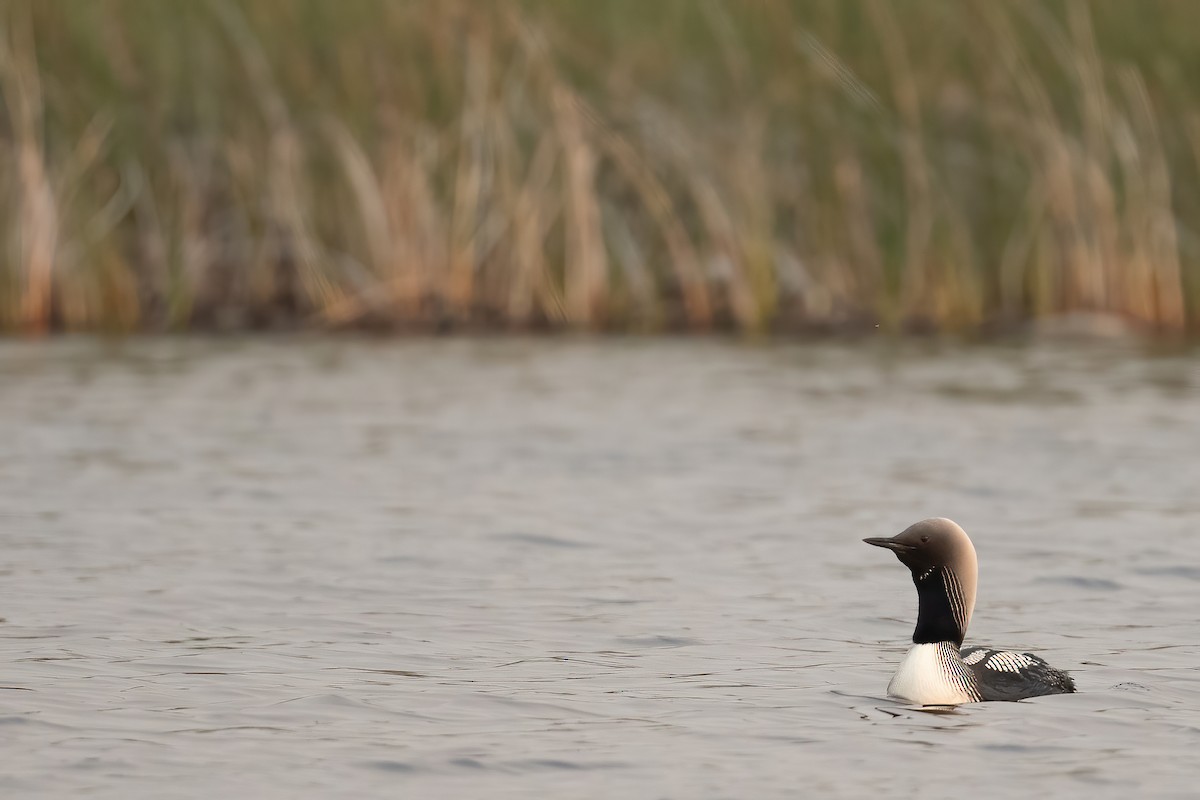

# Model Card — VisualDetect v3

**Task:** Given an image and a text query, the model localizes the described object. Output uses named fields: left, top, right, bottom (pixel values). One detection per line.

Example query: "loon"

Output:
left=864, top=517, right=1075, bottom=705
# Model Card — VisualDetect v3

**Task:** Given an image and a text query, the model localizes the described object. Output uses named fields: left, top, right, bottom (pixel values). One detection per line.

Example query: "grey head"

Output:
left=864, top=518, right=979, bottom=646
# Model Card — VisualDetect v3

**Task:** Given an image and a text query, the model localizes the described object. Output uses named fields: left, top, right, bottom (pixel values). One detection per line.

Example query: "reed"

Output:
left=2, top=0, right=1200, bottom=335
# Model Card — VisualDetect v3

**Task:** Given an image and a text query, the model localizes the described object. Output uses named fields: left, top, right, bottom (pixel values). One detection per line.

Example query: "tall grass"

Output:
left=2, top=0, right=1200, bottom=334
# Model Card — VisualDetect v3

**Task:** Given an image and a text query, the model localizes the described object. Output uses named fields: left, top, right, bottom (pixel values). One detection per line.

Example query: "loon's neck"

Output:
left=911, top=566, right=969, bottom=646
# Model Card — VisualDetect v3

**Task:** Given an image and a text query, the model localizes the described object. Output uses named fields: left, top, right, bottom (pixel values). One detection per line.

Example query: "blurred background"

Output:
left=3, top=0, right=1200, bottom=336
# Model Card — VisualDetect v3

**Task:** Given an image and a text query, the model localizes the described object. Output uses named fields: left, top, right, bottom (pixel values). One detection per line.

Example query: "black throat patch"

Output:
left=911, top=567, right=965, bottom=645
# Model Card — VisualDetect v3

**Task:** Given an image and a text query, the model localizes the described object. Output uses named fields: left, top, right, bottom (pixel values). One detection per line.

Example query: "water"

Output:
left=2, top=337, right=1198, bottom=798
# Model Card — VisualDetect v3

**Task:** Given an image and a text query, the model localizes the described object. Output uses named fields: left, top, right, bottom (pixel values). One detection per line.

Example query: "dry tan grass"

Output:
left=0, top=0, right=1197, bottom=335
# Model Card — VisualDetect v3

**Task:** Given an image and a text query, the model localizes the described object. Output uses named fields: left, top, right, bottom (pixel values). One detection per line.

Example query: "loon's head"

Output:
left=863, top=518, right=979, bottom=646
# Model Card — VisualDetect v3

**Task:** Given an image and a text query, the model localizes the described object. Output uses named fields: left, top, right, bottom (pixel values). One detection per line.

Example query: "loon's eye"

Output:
left=920, top=535, right=929, bottom=543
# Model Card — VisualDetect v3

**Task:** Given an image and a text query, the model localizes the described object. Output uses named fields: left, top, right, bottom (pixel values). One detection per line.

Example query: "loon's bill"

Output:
left=864, top=517, right=1075, bottom=705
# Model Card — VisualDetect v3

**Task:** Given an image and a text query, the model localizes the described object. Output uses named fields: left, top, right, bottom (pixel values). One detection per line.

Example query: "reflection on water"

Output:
left=1, top=338, right=1199, bottom=798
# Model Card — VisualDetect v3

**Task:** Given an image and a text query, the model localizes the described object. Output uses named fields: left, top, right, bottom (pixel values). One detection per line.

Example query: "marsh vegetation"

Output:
left=2, top=1, right=1199, bottom=334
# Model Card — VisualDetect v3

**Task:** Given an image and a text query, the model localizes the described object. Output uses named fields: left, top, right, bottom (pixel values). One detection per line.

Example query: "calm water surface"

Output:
left=1, top=338, right=1199, bottom=798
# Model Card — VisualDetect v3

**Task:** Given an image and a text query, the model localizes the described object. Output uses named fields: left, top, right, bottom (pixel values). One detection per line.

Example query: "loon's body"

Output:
left=864, top=518, right=1075, bottom=705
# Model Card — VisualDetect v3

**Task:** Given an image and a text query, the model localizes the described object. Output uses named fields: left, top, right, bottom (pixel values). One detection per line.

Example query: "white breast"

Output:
left=887, top=643, right=977, bottom=705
